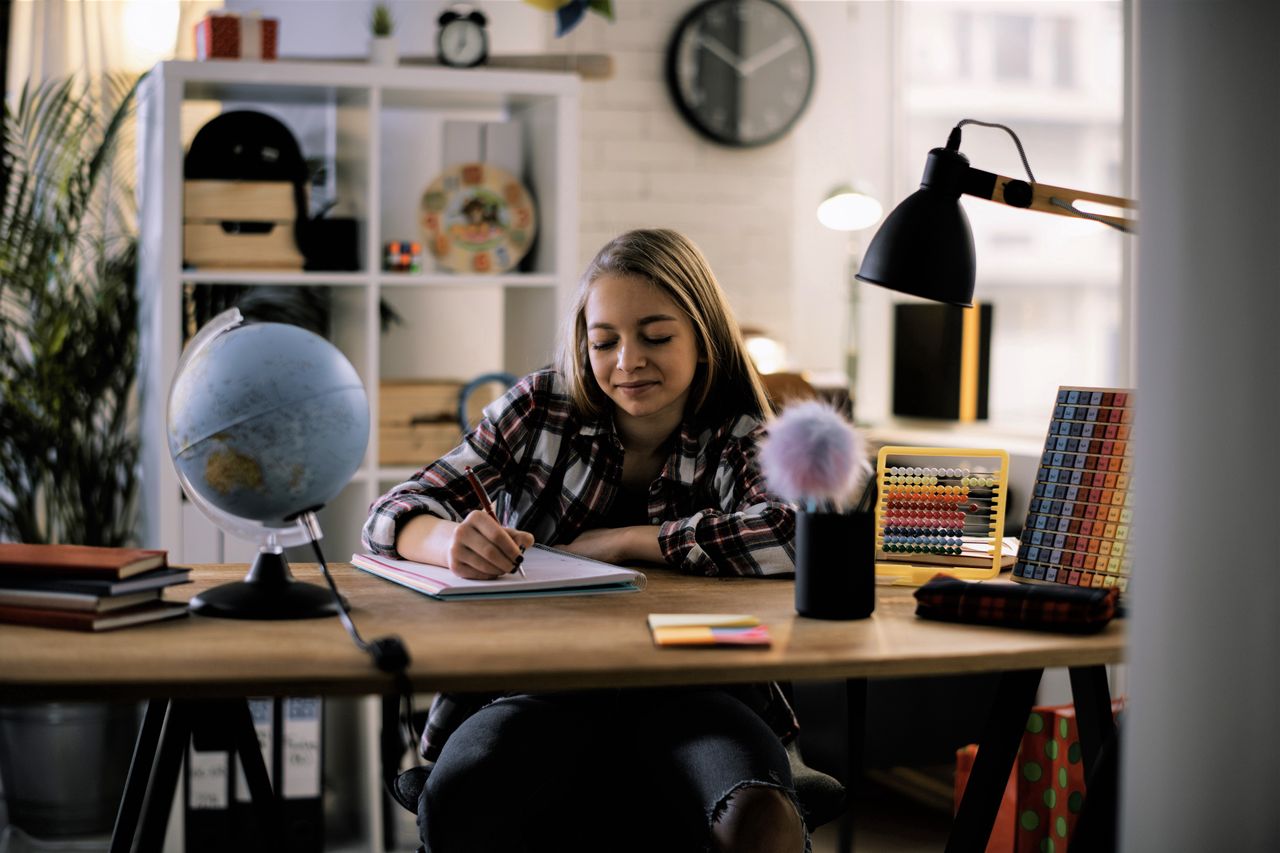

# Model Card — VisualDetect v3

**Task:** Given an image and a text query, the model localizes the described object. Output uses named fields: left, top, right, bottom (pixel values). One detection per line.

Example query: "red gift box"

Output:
left=194, top=14, right=278, bottom=61
left=956, top=700, right=1123, bottom=853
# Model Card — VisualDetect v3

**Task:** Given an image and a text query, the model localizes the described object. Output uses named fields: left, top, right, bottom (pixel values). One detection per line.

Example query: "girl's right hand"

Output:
left=448, top=510, right=536, bottom=580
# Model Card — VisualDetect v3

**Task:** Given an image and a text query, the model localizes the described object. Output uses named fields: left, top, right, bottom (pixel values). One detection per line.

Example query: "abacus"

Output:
left=1012, top=387, right=1134, bottom=593
left=873, top=446, right=1011, bottom=585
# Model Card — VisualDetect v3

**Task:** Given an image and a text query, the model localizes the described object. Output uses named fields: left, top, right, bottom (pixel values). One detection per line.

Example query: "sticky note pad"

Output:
left=647, top=614, right=770, bottom=647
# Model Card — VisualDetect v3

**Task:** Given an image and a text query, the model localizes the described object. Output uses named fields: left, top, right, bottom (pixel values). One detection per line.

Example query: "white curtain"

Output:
left=6, top=0, right=222, bottom=91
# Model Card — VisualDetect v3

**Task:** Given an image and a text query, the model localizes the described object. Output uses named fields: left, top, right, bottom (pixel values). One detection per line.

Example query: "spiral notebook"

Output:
left=351, top=545, right=647, bottom=600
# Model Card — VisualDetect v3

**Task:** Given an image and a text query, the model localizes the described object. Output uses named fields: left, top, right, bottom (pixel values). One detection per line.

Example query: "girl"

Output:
left=362, top=229, right=804, bottom=853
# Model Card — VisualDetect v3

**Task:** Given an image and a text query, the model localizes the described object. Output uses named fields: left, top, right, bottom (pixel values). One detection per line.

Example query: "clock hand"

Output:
left=739, top=35, right=799, bottom=77
left=696, top=34, right=745, bottom=76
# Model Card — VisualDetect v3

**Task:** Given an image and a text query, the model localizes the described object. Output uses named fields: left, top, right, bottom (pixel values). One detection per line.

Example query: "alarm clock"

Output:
left=437, top=5, right=489, bottom=69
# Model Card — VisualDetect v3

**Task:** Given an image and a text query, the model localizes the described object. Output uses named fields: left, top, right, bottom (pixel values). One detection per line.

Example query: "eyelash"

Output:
left=590, top=335, right=673, bottom=351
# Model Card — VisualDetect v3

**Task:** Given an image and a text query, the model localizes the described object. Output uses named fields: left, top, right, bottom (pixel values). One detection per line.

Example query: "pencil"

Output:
left=464, top=466, right=525, bottom=576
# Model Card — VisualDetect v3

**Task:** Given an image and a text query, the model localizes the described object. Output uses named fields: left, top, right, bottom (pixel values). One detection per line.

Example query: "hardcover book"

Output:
left=0, top=566, right=191, bottom=596
left=0, top=543, right=167, bottom=579
left=0, top=588, right=162, bottom=613
left=0, top=600, right=189, bottom=631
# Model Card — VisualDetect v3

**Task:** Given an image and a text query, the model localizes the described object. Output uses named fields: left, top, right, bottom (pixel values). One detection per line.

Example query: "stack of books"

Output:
left=0, top=543, right=191, bottom=631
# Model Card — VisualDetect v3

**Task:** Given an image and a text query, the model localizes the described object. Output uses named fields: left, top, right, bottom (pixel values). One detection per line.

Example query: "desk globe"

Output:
left=167, top=309, right=370, bottom=619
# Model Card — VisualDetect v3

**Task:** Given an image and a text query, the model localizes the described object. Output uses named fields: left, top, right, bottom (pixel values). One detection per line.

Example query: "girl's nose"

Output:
left=617, top=341, right=645, bottom=372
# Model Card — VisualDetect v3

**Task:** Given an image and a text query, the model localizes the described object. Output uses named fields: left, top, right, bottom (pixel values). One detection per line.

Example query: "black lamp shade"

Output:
left=856, top=147, right=977, bottom=307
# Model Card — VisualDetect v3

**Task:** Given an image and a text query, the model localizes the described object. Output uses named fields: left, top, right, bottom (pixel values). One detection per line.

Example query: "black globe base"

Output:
left=190, top=547, right=344, bottom=620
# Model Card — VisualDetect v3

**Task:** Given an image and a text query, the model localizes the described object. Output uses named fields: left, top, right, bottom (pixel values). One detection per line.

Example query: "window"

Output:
left=894, top=1, right=1127, bottom=424
left=992, top=15, right=1033, bottom=81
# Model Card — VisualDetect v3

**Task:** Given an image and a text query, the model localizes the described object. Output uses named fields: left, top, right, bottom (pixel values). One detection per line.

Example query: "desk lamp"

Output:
left=856, top=119, right=1137, bottom=306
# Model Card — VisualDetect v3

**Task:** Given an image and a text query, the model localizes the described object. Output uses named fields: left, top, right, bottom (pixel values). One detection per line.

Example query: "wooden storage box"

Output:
left=378, top=379, right=501, bottom=466
left=380, top=423, right=463, bottom=467
left=183, top=180, right=303, bottom=270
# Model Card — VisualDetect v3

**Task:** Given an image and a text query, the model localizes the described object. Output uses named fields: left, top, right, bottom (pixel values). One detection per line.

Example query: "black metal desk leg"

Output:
left=109, top=699, right=170, bottom=853
left=946, top=668, right=1043, bottom=853
left=1066, top=664, right=1119, bottom=853
left=836, top=677, right=867, bottom=853
left=1068, top=665, right=1115, bottom=783
left=136, top=699, right=194, bottom=853
left=229, top=700, right=283, bottom=848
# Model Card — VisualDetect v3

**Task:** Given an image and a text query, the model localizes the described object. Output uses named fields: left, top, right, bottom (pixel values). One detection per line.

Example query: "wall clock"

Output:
left=420, top=162, right=537, bottom=274
left=665, top=0, right=816, bottom=148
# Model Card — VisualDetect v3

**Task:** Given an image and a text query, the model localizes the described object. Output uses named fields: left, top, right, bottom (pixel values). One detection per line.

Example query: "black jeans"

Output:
left=420, top=688, right=804, bottom=853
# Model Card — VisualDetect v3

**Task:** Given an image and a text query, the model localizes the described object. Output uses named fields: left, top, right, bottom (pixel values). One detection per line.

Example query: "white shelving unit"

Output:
left=137, top=60, right=581, bottom=565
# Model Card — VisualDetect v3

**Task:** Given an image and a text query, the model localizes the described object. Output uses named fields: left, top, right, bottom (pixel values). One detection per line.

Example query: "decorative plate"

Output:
left=419, top=162, right=537, bottom=274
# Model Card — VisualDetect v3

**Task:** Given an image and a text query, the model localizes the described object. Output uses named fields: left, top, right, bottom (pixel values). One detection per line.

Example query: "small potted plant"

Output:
left=369, top=3, right=397, bottom=66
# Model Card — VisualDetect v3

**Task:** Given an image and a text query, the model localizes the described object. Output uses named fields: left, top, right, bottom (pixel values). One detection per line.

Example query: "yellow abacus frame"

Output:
left=874, top=446, right=1011, bottom=585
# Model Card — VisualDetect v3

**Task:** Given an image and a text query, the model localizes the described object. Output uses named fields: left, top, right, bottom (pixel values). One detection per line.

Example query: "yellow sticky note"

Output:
left=646, top=613, right=759, bottom=630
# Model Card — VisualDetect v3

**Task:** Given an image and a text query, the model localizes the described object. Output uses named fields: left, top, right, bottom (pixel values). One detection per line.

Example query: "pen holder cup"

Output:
left=795, top=510, right=875, bottom=620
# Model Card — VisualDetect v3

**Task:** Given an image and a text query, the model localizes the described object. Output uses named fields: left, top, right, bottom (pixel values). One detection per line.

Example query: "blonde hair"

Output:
left=554, top=229, right=773, bottom=424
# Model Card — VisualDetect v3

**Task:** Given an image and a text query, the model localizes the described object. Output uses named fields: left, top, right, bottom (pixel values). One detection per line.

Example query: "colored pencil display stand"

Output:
left=1013, top=387, right=1134, bottom=594
left=873, top=446, right=1010, bottom=585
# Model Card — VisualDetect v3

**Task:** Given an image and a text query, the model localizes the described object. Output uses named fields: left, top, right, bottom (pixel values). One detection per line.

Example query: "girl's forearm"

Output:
left=397, top=513, right=459, bottom=565
left=625, top=525, right=665, bottom=563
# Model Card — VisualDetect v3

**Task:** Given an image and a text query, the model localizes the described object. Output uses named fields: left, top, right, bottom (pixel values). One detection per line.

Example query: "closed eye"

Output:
left=589, top=339, right=617, bottom=351
left=644, top=335, right=674, bottom=345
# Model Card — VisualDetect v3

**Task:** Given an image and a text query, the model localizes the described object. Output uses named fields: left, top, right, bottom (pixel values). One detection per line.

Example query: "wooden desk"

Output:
left=0, top=564, right=1125, bottom=851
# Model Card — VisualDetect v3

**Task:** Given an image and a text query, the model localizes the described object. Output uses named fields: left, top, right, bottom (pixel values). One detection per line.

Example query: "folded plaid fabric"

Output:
left=913, top=574, right=1119, bottom=633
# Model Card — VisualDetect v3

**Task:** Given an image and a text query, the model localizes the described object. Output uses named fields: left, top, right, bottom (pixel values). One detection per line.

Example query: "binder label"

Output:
left=188, top=744, right=229, bottom=809
left=283, top=697, right=322, bottom=798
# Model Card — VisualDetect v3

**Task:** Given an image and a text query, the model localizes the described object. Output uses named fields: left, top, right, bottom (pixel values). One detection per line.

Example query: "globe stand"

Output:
left=189, top=545, right=343, bottom=620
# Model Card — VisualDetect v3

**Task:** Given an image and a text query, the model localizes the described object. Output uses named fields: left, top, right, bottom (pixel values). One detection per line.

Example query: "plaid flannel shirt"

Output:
left=361, top=369, right=800, bottom=757
left=362, top=369, right=796, bottom=576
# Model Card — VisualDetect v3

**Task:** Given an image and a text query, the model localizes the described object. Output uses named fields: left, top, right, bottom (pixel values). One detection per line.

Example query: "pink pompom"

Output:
left=759, top=401, right=866, bottom=504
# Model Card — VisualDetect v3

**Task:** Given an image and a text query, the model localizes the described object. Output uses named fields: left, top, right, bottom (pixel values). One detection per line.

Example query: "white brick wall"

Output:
left=557, top=0, right=800, bottom=343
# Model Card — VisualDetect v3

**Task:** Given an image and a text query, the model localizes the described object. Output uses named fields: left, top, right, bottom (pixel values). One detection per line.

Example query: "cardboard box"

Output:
left=195, top=14, right=279, bottom=61
left=183, top=180, right=302, bottom=270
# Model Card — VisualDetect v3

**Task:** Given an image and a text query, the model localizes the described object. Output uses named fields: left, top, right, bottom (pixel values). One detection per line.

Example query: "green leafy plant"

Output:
left=0, top=75, right=142, bottom=546
left=370, top=3, right=395, bottom=36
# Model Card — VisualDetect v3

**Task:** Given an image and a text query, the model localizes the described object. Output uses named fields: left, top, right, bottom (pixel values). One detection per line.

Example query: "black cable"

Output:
left=1047, top=197, right=1135, bottom=234
left=301, top=521, right=419, bottom=752
left=955, top=118, right=1037, bottom=183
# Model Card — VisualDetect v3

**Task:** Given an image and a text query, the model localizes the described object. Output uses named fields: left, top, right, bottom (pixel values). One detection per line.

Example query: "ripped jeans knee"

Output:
left=709, top=782, right=809, bottom=853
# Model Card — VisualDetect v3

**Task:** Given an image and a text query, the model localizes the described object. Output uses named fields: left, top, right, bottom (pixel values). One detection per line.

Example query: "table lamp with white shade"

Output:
left=817, top=183, right=883, bottom=396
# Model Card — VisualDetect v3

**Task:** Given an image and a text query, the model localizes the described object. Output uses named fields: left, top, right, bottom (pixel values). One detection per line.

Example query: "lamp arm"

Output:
left=961, top=167, right=1138, bottom=234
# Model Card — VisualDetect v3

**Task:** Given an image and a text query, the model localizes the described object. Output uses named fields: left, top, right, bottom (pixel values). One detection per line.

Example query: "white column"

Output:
left=1122, top=1, right=1280, bottom=849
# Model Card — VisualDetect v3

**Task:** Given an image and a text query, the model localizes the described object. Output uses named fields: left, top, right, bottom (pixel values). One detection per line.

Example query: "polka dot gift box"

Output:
left=956, top=701, right=1122, bottom=853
